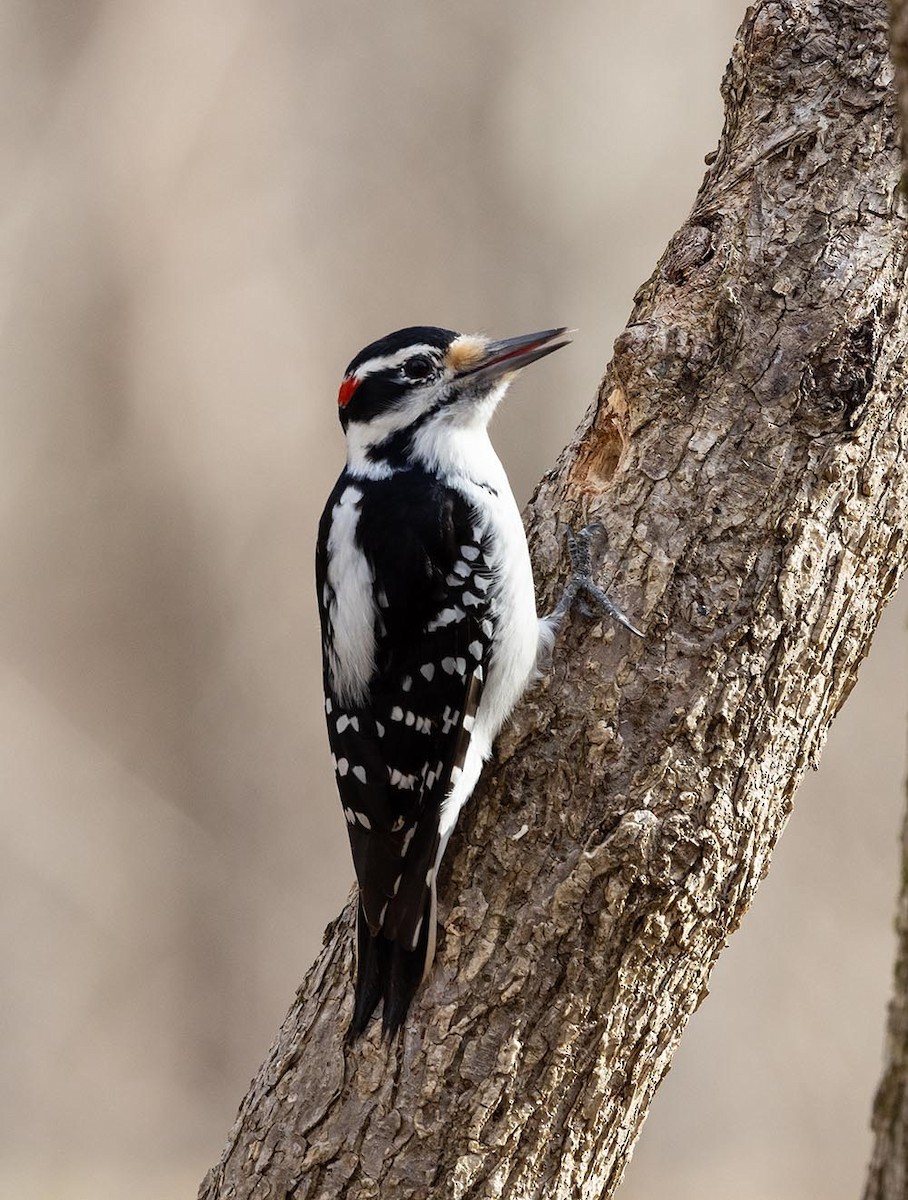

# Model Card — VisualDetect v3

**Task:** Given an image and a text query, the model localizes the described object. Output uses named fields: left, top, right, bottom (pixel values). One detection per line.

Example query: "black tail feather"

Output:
left=348, top=902, right=386, bottom=1039
left=348, top=892, right=433, bottom=1040
left=381, top=908, right=432, bottom=1037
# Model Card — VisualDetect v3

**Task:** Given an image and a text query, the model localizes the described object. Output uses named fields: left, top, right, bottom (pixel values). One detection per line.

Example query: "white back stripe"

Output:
left=326, top=486, right=376, bottom=705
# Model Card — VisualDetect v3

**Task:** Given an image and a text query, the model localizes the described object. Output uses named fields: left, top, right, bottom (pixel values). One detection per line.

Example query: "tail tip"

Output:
left=348, top=897, right=433, bottom=1040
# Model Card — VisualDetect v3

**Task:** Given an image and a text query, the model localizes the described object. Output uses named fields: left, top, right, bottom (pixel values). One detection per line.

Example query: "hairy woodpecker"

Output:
left=316, top=325, right=638, bottom=1039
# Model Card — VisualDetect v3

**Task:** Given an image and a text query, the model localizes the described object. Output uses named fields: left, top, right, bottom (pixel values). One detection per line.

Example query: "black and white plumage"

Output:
left=316, top=325, right=571, bottom=1038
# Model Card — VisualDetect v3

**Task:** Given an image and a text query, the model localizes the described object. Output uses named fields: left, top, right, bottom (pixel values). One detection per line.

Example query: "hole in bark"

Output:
left=568, top=387, right=629, bottom=491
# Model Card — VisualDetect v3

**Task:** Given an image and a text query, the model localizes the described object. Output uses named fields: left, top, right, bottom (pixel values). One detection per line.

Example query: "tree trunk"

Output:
left=200, top=2, right=908, bottom=1197
left=891, top=0, right=908, bottom=178
left=862, top=10, right=908, bottom=1198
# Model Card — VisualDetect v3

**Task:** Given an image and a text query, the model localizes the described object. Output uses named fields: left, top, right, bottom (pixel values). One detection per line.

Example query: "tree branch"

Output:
left=201, top=2, right=908, bottom=1196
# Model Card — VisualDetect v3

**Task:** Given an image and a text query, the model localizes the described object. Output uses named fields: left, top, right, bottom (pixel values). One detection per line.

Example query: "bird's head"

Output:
left=336, top=325, right=570, bottom=475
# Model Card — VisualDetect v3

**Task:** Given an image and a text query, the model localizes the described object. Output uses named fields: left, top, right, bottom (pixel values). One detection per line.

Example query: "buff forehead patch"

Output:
left=444, top=334, right=488, bottom=374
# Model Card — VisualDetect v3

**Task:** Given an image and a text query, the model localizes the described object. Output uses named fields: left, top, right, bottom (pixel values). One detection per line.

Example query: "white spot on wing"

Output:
left=427, top=606, right=466, bottom=630
left=390, top=768, right=417, bottom=790
left=441, top=707, right=461, bottom=734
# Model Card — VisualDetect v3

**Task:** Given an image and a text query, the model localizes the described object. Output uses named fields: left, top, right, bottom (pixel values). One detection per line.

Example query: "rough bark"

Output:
left=201, top=2, right=908, bottom=1197
left=892, top=0, right=908, bottom=178
left=863, top=10, right=908, bottom=1199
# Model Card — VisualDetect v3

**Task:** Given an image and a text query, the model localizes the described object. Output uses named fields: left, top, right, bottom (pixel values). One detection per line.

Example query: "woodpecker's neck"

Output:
left=344, top=381, right=510, bottom=485
left=410, top=415, right=506, bottom=494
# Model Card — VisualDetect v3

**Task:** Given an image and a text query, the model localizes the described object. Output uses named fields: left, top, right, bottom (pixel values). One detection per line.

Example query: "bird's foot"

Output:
left=546, top=523, right=643, bottom=639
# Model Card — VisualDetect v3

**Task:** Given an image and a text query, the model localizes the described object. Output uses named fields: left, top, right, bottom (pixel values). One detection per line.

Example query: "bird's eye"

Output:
left=403, top=354, right=434, bottom=381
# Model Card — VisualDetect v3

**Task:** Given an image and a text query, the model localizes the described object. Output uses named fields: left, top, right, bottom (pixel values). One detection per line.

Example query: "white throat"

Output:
left=344, top=379, right=511, bottom=483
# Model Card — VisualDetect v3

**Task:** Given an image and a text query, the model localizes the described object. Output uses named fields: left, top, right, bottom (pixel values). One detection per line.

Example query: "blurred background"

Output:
left=1, top=2, right=904, bottom=1197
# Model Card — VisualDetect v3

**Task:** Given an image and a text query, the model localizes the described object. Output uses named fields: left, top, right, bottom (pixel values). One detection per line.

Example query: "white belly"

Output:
left=437, top=475, right=540, bottom=853
left=411, top=414, right=543, bottom=861
left=474, top=491, right=540, bottom=747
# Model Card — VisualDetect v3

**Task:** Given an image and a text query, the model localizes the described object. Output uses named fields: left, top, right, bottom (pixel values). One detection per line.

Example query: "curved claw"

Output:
left=580, top=578, right=644, bottom=638
left=548, top=522, right=644, bottom=640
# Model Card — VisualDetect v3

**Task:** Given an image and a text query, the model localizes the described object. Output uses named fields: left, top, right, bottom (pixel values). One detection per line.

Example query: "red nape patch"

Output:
left=337, top=375, right=360, bottom=408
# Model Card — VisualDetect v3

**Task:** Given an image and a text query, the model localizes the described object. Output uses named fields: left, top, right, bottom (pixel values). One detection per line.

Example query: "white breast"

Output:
left=430, top=425, right=542, bottom=856
left=413, top=415, right=541, bottom=748
left=472, top=483, right=540, bottom=747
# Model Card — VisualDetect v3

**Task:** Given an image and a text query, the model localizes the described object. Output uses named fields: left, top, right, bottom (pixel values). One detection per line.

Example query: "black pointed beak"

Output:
left=455, top=327, right=571, bottom=385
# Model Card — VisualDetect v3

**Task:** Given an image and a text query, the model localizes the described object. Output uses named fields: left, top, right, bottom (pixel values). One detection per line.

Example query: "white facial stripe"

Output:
left=353, top=344, right=440, bottom=382
left=344, top=382, right=444, bottom=476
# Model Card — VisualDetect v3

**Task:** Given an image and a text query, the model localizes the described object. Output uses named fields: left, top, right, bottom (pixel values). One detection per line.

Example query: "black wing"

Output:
left=316, top=468, right=496, bottom=1036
